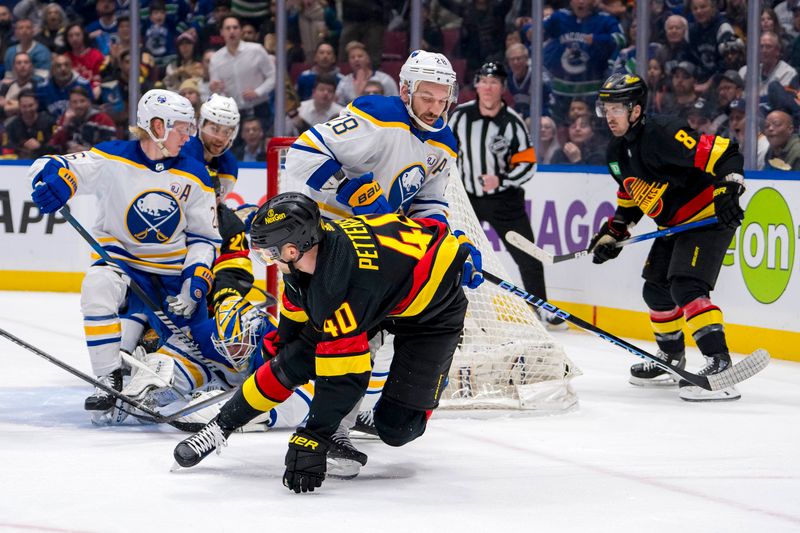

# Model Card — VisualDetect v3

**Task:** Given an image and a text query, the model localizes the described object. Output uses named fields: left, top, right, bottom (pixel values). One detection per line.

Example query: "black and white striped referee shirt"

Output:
left=448, top=100, right=537, bottom=197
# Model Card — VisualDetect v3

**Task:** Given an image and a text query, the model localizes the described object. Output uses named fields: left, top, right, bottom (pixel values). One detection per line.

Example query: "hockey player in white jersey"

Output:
left=280, top=51, right=482, bottom=476
left=30, top=89, right=222, bottom=423
left=285, top=49, right=460, bottom=223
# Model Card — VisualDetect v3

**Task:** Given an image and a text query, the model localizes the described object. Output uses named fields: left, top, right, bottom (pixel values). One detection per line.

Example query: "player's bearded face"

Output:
left=411, top=81, right=450, bottom=126
left=202, top=122, right=236, bottom=156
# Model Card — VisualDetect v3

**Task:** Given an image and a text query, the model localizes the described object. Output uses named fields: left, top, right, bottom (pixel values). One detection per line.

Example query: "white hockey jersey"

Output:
left=284, top=95, right=458, bottom=221
left=30, top=140, right=221, bottom=276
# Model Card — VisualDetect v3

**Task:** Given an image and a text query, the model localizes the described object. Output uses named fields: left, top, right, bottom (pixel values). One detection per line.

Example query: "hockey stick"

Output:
left=0, top=326, right=235, bottom=425
left=482, top=271, right=770, bottom=390
left=59, top=206, right=208, bottom=362
left=506, top=217, right=720, bottom=265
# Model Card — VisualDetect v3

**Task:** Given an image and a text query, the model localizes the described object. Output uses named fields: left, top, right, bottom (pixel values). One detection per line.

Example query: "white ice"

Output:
left=0, top=291, right=798, bottom=533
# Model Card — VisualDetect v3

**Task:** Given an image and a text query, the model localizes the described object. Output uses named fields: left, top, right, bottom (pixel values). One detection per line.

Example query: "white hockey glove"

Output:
left=167, top=266, right=213, bottom=318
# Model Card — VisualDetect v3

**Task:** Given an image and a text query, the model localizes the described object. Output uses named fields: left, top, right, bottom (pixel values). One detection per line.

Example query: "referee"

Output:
left=449, top=62, right=564, bottom=327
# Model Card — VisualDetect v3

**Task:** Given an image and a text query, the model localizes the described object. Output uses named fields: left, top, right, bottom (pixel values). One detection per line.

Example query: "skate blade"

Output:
left=169, top=461, right=184, bottom=473
left=628, top=376, right=679, bottom=388
left=679, top=386, right=741, bottom=402
left=326, top=458, right=361, bottom=480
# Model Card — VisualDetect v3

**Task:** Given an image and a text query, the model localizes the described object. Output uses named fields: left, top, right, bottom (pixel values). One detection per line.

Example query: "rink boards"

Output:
left=1, top=161, right=798, bottom=362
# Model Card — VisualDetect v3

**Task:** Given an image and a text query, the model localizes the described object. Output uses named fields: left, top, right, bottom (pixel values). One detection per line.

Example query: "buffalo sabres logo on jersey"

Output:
left=388, top=164, right=426, bottom=213
left=126, top=190, right=182, bottom=243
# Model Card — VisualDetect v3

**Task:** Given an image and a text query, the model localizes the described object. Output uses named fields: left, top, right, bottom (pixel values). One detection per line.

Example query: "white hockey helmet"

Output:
left=199, top=93, right=240, bottom=154
left=399, top=50, right=458, bottom=132
left=136, top=89, right=197, bottom=146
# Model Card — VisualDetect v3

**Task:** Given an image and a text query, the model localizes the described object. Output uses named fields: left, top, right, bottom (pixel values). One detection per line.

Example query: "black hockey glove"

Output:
left=283, top=428, right=330, bottom=493
left=588, top=217, right=630, bottom=264
left=713, top=173, right=745, bottom=229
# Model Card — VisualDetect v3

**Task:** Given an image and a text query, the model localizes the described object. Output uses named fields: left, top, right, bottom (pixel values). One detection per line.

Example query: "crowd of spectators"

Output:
left=1, top=0, right=800, bottom=171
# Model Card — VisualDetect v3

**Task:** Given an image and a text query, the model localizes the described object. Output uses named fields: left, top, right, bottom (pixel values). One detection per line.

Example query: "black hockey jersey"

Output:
left=605, top=114, right=744, bottom=228
left=208, top=203, right=254, bottom=308
left=279, top=214, right=469, bottom=437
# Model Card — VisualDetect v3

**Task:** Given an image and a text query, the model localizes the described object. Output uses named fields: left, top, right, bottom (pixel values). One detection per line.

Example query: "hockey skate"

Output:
left=679, top=353, right=741, bottom=402
left=327, top=424, right=368, bottom=480
left=84, top=368, right=123, bottom=411
left=172, top=417, right=231, bottom=468
left=629, top=350, right=686, bottom=387
left=351, top=409, right=378, bottom=438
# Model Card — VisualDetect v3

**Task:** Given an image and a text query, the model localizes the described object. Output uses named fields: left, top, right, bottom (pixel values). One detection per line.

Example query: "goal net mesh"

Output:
left=268, top=138, right=579, bottom=411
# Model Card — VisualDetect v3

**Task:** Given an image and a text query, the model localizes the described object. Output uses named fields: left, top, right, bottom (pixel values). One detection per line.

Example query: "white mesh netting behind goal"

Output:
left=270, top=140, right=579, bottom=412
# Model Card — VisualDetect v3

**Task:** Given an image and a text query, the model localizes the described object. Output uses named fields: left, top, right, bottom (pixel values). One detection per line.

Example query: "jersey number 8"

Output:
left=331, top=117, right=359, bottom=135
left=674, top=129, right=697, bottom=150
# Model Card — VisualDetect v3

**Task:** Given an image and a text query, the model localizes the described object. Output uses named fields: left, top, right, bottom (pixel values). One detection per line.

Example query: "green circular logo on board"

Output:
left=739, top=187, right=794, bottom=303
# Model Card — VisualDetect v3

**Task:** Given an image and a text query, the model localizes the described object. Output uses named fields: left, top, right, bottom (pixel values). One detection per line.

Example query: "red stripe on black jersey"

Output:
left=389, top=218, right=448, bottom=316
left=253, top=361, right=293, bottom=403
left=693, top=134, right=715, bottom=172
left=214, top=249, right=250, bottom=266
left=316, top=331, right=369, bottom=356
left=282, top=292, right=304, bottom=313
left=666, top=184, right=714, bottom=226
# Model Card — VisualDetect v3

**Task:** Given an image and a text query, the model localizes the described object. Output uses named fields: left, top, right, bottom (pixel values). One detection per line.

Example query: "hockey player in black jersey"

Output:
left=173, top=192, right=483, bottom=492
left=591, top=72, right=745, bottom=402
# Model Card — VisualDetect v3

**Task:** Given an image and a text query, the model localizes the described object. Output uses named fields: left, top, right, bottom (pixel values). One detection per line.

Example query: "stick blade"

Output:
left=707, top=349, right=771, bottom=390
left=505, top=231, right=554, bottom=264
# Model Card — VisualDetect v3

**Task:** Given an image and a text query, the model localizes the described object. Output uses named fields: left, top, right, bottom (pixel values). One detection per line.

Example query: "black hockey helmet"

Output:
left=250, top=192, right=323, bottom=264
left=596, top=73, right=648, bottom=116
left=474, top=61, right=508, bottom=85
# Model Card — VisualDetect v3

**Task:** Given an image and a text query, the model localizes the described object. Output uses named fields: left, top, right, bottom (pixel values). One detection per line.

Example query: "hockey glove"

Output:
left=335, top=173, right=392, bottom=216
left=454, top=230, right=484, bottom=289
left=233, top=203, right=259, bottom=233
left=283, top=428, right=330, bottom=493
left=589, top=217, right=630, bottom=264
left=31, top=163, right=78, bottom=214
left=713, top=173, right=745, bottom=229
left=167, top=265, right=214, bottom=318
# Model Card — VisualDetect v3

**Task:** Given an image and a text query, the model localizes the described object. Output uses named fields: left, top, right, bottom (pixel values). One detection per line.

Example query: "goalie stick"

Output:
left=0, top=327, right=235, bottom=425
left=506, top=217, right=719, bottom=265
left=481, top=270, right=770, bottom=390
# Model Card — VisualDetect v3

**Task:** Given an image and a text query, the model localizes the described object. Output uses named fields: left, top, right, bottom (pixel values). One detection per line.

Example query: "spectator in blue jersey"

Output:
left=687, top=0, right=734, bottom=94
left=611, top=17, right=663, bottom=76
left=296, top=41, right=341, bottom=101
left=86, top=0, right=119, bottom=56
left=505, top=43, right=533, bottom=119
left=35, top=54, right=94, bottom=121
left=4, top=19, right=52, bottom=81
left=144, top=0, right=178, bottom=76
left=542, top=0, right=626, bottom=125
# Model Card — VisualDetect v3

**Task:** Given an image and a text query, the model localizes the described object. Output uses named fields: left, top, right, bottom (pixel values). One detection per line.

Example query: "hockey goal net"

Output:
left=266, top=137, right=579, bottom=411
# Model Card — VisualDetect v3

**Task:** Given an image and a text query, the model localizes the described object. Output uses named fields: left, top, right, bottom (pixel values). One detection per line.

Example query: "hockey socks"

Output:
left=218, top=360, right=294, bottom=431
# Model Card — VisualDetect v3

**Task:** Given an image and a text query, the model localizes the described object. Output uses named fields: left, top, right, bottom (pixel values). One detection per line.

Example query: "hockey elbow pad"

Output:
left=336, top=173, right=392, bottom=215
left=31, top=161, right=77, bottom=214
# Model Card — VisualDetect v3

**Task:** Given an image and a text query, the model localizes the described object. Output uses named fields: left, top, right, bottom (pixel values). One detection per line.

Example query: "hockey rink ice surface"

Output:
left=0, top=291, right=798, bottom=533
